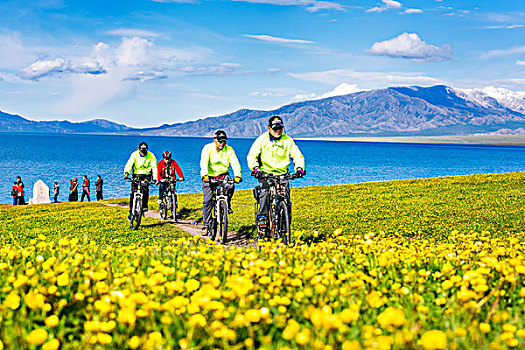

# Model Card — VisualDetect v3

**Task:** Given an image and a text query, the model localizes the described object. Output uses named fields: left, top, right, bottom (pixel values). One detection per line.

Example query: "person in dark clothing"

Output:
left=69, top=178, right=78, bottom=202
left=16, top=176, right=25, bottom=205
left=81, top=175, right=91, bottom=202
left=95, top=175, right=103, bottom=201
left=11, top=182, right=19, bottom=206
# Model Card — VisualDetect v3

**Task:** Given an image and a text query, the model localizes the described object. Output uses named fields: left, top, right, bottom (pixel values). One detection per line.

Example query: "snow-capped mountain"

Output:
left=455, top=86, right=525, bottom=114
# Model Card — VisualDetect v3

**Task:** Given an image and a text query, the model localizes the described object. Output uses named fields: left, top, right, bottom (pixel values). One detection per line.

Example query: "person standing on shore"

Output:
left=69, top=178, right=78, bottom=202
left=16, top=176, right=25, bottom=205
left=11, top=182, right=19, bottom=206
left=81, top=175, right=91, bottom=202
left=95, top=175, right=103, bottom=201
left=200, top=130, right=242, bottom=236
left=53, top=182, right=59, bottom=203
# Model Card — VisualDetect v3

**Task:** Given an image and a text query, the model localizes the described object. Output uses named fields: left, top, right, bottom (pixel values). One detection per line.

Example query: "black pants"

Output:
left=257, top=178, right=291, bottom=218
left=202, top=175, right=234, bottom=227
left=69, top=191, right=78, bottom=202
left=81, top=190, right=90, bottom=202
left=96, top=191, right=103, bottom=201
left=130, top=175, right=151, bottom=212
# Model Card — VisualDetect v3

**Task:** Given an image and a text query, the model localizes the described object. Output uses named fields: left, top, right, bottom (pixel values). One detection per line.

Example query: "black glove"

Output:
left=295, top=168, right=305, bottom=178
left=252, top=168, right=264, bottom=179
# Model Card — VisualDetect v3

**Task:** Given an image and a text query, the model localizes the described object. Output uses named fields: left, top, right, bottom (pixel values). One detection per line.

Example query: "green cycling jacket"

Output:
left=247, top=132, right=305, bottom=175
left=200, top=143, right=242, bottom=178
left=124, top=150, right=158, bottom=181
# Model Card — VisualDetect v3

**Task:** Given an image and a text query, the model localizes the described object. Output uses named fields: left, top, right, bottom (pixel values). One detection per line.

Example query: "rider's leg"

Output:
left=202, top=180, right=214, bottom=234
left=158, top=182, right=165, bottom=203
left=225, top=175, right=234, bottom=213
left=257, top=179, right=271, bottom=236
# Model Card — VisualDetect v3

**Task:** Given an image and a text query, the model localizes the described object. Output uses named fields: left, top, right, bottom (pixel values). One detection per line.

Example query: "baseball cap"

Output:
left=215, top=130, right=228, bottom=142
left=268, top=115, right=284, bottom=130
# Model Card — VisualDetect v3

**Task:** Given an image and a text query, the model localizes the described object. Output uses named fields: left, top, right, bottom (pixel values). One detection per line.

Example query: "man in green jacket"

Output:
left=247, top=116, right=305, bottom=236
left=124, top=142, right=158, bottom=215
left=200, top=130, right=242, bottom=236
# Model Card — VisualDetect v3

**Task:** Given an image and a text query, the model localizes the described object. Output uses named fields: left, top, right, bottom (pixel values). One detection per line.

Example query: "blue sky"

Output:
left=0, top=0, right=524, bottom=127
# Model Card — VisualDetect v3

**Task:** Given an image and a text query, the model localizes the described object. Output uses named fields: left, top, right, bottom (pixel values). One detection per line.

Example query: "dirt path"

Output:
left=104, top=203, right=256, bottom=248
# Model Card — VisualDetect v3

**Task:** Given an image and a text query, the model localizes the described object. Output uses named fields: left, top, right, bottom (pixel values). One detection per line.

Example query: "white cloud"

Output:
left=289, top=69, right=441, bottom=88
left=124, top=71, right=168, bottom=82
left=483, top=46, right=525, bottom=59
left=250, top=91, right=286, bottom=97
left=517, top=60, right=525, bottom=66
left=367, top=33, right=453, bottom=62
left=366, top=0, right=401, bottom=13
left=484, top=24, right=524, bottom=29
left=232, top=0, right=344, bottom=12
left=244, top=34, right=314, bottom=44
left=267, top=68, right=281, bottom=73
left=0, top=32, right=39, bottom=70
left=294, top=83, right=364, bottom=101
left=19, top=58, right=106, bottom=80
left=181, top=63, right=243, bottom=75
left=402, top=8, right=423, bottom=14
left=106, top=29, right=161, bottom=37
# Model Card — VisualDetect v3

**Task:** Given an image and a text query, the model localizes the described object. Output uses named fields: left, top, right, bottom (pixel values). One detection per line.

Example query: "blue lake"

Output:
left=2, top=133, right=525, bottom=204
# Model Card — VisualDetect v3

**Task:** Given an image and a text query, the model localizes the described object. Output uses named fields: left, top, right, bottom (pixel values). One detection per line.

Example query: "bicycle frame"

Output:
left=208, top=177, right=235, bottom=243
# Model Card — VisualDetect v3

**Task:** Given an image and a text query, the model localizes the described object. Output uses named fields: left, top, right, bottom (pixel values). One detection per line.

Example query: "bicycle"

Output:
left=253, top=172, right=299, bottom=246
left=158, top=179, right=180, bottom=222
left=126, top=177, right=153, bottom=230
left=208, top=177, right=238, bottom=244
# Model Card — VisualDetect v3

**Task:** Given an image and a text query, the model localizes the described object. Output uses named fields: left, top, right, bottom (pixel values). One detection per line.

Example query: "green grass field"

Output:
left=1, top=172, right=524, bottom=349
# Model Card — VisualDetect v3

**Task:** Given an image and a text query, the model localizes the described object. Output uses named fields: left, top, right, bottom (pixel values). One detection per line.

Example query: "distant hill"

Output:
left=0, top=110, right=134, bottom=134
left=2, top=85, right=525, bottom=137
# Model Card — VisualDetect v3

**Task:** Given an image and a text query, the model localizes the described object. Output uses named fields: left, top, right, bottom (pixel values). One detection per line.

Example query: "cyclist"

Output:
left=124, top=142, right=158, bottom=217
left=247, top=115, right=305, bottom=237
left=200, top=130, right=242, bottom=236
left=157, top=151, right=184, bottom=202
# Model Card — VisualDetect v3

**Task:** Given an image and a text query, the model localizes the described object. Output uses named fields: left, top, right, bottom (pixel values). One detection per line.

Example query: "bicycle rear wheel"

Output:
left=276, top=201, right=291, bottom=245
left=218, top=199, right=229, bottom=244
left=131, top=196, right=143, bottom=230
left=159, top=195, right=168, bottom=220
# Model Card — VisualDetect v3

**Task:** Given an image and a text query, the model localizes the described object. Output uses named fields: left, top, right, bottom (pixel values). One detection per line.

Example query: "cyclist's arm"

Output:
left=289, top=139, right=305, bottom=171
left=124, top=152, right=136, bottom=176
left=200, top=145, right=210, bottom=177
left=150, top=153, right=159, bottom=181
left=157, top=160, right=164, bottom=181
left=172, top=160, right=184, bottom=179
left=229, top=148, right=242, bottom=178
left=247, top=136, right=263, bottom=170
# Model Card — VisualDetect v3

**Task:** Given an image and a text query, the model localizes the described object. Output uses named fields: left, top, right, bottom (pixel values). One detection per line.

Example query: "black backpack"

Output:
left=11, top=188, right=17, bottom=197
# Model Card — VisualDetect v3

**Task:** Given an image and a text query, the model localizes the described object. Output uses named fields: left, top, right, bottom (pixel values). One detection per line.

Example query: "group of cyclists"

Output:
left=123, top=115, right=305, bottom=239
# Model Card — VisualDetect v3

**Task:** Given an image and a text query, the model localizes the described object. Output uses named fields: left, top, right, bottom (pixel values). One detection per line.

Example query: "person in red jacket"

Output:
left=157, top=151, right=184, bottom=200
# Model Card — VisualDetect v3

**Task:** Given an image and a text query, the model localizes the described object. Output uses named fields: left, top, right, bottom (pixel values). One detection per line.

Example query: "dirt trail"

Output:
left=104, top=203, right=255, bottom=248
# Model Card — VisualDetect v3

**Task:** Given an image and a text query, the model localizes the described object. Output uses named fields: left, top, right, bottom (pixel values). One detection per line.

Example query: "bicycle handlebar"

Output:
left=253, top=171, right=301, bottom=181
left=125, top=178, right=156, bottom=186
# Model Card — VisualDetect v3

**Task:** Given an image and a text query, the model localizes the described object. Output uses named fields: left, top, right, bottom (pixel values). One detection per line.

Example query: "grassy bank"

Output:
left=1, top=172, right=524, bottom=349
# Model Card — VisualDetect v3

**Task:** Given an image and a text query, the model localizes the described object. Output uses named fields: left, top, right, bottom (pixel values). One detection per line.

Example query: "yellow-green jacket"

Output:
left=124, top=150, right=158, bottom=181
left=200, top=143, right=242, bottom=178
left=247, top=132, right=305, bottom=175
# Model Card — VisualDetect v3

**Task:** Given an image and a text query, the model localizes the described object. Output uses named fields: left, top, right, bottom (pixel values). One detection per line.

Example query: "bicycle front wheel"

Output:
left=159, top=196, right=168, bottom=220
left=218, top=198, right=229, bottom=244
left=170, top=193, right=178, bottom=221
left=276, top=201, right=291, bottom=245
left=131, top=196, right=143, bottom=230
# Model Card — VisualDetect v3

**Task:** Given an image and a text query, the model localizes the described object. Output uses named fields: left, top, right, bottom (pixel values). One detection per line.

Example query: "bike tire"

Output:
left=209, top=204, right=218, bottom=241
left=218, top=199, right=229, bottom=244
left=159, top=196, right=167, bottom=220
left=171, top=193, right=177, bottom=221
left=277, top=201, right=291, bottom=245
left=131, top=196, right=143, bottom=230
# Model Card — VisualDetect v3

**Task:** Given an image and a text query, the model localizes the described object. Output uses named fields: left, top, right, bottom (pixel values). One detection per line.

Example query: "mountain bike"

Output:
left=126, top=177, right=152, bottom=230
left=253, top=172, right=299, bottom=246
left=158, top=179, right=180, bottom=222
left=208, top=177, right=238, bottom=244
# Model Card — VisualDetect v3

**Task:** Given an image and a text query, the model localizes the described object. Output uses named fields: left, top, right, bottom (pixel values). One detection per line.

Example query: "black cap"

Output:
left=215, top=130, right=228, bottom=142
left=269, top=115, right=284, bottom=130
left=138, top=142, right=148, bottom=151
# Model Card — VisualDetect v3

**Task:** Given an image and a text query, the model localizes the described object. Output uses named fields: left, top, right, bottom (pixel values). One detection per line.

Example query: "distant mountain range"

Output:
left=2, top=85, right=525, bottom=137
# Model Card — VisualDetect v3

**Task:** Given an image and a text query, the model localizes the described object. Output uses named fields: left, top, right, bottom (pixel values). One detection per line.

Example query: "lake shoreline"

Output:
left=297, top=135, right=525, bottom=146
